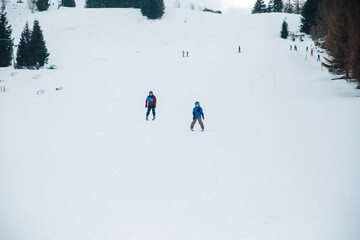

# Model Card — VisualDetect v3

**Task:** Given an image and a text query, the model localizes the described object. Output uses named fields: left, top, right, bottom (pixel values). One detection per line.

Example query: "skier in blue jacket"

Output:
left=145, top=91, right=157, bottom=121
left=190, top=101, right=204, bottom=131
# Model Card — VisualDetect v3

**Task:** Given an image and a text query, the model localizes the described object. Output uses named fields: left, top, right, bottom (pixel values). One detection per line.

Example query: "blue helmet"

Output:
left=195, top=101, right=200, bottom=106
left=149, top=91, right=153, bottom=94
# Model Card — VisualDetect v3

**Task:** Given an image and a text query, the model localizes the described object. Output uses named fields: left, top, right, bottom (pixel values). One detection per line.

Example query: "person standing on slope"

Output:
left=190, top=101, right=204, bottom=131
left=145, top=91, right=157, bottom=121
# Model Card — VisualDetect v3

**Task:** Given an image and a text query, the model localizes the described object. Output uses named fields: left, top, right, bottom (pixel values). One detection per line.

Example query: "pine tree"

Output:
left=36, top=0, right=49, bottom=11
left=348, top=0, right=360, bottom=87
left=284, top=0, right=294, bottom=13
left=141, top=0, right=164, bottom=19
left=293, top=0, right=301, bottom=14
left=300, top=0, right=318, bottom=34
left=30, top=20, right=49, bottom=66
left=251, top=0, right=266, bottom=14
left=312, top=0, right=360, bottom=86
left=0, top=10, right=13, bottom=67
left=323, top=0, right=350, bottom=79
left=313, top=0, right=332, bottom=46
left=280, top=19, right=289, bottom=39
left=16, top=22, right=32, bottom=68
left=267, top=0, right=274, bottom=12
left=62, top=0, right=76, bottom=7
left=85, top=0, right=142, bottom=8
left=85, top=0, right=103, bottom=8
left=273, top=0, right=283, bottom=12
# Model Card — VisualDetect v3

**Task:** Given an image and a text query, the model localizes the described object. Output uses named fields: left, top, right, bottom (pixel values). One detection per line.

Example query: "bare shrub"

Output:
left=174, top=0, right=180, bottom=8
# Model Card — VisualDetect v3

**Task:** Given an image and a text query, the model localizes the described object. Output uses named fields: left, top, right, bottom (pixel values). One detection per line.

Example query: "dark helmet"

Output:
left=195, top=101, right=200, bottom=106
left=149, top=91, right=153, bottom=94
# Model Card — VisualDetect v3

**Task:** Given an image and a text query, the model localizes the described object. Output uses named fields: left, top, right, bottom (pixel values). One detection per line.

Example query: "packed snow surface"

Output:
left=1, top=1, right=360, bottom=240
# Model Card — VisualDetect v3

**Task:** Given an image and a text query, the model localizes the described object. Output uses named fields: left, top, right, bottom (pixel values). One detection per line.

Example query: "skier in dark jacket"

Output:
left=190, top=101, right=204, bottom=131
left=145, top=91, right=157, bottom=120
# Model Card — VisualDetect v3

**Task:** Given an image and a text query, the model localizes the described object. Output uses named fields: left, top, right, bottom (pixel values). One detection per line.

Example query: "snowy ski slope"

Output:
left=1, top=1, right=360, bottom=240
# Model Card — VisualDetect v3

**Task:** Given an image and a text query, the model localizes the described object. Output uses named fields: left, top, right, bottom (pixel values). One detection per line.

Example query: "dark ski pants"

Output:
left=191, top=117, right=204, bottom=130
left=146, top=106, right=156, bottom=117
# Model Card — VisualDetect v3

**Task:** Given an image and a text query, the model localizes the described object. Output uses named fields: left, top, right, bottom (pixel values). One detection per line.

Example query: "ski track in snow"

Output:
left=1, top=1, right=360, bottom=240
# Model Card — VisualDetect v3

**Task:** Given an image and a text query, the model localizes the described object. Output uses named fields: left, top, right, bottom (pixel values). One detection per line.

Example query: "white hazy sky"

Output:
left=220, top=0, right=254, bottom=8
left=165, top=0, right=255, bottom=10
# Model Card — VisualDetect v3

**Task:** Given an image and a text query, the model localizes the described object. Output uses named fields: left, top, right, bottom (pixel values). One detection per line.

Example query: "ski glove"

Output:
left=145, top=105, right=147, bottom=108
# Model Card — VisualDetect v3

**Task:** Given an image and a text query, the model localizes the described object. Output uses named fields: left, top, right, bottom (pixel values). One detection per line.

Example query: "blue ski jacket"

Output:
left=145, top=95, right=157, bottom=107
left=193, top=106, right=204, bottom=118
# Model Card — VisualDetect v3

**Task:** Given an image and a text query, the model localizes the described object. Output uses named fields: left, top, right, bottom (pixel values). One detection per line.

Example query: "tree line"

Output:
left=301, top=0, right=360, bottom=87
left=252, top=0, right=304, bottom=14
left=27, top=0, right=164, bottom=19
left=0, top=10, right=50, bottom=68
left=85, top=0, right=165, bottom=19
left=16, top=20, right=50, bottom=68
left=38, top=0, right=76, bottom=10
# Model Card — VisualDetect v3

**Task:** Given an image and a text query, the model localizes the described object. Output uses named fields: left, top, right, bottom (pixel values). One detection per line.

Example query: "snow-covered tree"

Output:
left=266, top=0, right=274, bottom=12
left=1, top=0, right=7, bottom=11
left=293, top=0, right=302, bottom=14
left=174, top=0, right=180, bottom=8
left=273, top=0, right=283, bottom=12
left=27, top=0, right=35, bottom=12
left=284, top=0, right=294, bottom=13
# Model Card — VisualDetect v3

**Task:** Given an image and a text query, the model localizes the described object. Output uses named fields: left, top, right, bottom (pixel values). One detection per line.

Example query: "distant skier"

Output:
left=238, top=46, right=241, bottom=53
left=311, top=48, right=314, bottom=56
left=190, top=101, right=204, bottom=131
left=317, top=54, right=321, bottom=62
left=145, top=91, right=157, bottom=121
left=294, top=45, right=297, bottom=51
left=182, top=51, right=185, bottom=57
left=186, top=51, right=189, bottom=57
left=290, top=45, right=292, bottom=51
left=306, top=46, right=309, bottom=51
left=36, top=62, right=40, bottom=70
